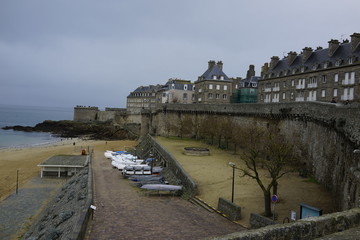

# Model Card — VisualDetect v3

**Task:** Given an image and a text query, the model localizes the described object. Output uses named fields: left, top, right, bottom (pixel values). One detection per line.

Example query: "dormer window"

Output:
left=312, top=64, right=318, bottom=70
left=171, top=84, right=175, bottom=89
left=213, top=75, right=217, bottom=80
left=252, top=83, right=257, bottom=87
left=335, top=59, right=342, bottom=67
left=349, top=57, right=353, bottom=64
left=301, top=66, right=305, bottom=73
left=292, top=69, right=297, bottom=74
left=220, top=76, right=224, bottom=80
left=324, top=62, right=328, bottom=69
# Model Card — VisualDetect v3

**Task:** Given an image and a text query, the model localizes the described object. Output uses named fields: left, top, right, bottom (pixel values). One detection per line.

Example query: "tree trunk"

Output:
left=272, top=182, right=278, bottom=195
left=264, top=190, right=272, bottom=217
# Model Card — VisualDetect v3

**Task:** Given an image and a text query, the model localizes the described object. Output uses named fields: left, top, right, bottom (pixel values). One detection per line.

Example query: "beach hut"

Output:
left=38, top=155, right=89, bottom=178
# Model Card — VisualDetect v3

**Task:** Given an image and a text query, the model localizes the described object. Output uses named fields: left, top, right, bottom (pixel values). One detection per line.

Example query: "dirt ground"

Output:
left=155, top=136, right=335, bottom=227
left=0, top=139, right=136, bottom=201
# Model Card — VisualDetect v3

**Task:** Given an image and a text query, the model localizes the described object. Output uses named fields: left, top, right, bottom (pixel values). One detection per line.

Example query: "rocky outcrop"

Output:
left=2, top=120, right=137, bottom=140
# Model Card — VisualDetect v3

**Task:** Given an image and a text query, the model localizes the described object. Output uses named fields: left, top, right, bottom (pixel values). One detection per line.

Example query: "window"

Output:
left=220, top=76, right=224, bottom=80
left=351, top=72, right=355, bottom=84
left=216, top=93, right=220, bottom=99
left=334, top=73, right=339, bottom=82
left=283, top=81, right=286, bottom=87
left=184, top=84, right=188, bottom=90
left=292, top=69, right=297, bottom=74
left=183, top=93, right=187, bottom=100
left=252, top=83, right=257, bottom=87
left=223, top=94, right=227, bottom=100
left=335, top=59, right=341, bottom=66
left=301, top=67, right=305, bottom=72
left=213, top=75, right=217, bottom=80
left=224, top=85, right=228, bottom=91
left=349, top=57, right=353, bottom=64
left=209, top=84, right=213, bottom=90
left=291, top=80, right=295, bottom=87
left=282, top=92, right=286, bottom=100
left=235, top=84, right=238, bottom=89
left=324, top=62, right=328, bottom=69
left=312, top=64, right=317, bottom=70
left=321, top=89, right=326, bottom=97
left=333, top=88, right=338, bottom=97
left=322, top=75, right=327, bottom=83
left=216, top=85, right=220, bottom=90
left=208, top=93, right=213, bottom=99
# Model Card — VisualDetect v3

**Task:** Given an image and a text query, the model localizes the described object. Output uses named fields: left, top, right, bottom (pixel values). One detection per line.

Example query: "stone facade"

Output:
left=126, top=84, right=163, bottom=114
left=158, top=78, right=195, bottom=104
left=194, top=60, right=233, bottom=104
left=258, top=33, right=360, bottom=104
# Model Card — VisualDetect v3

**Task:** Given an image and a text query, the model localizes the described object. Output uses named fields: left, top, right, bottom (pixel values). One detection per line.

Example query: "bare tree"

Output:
left=237, top=126, right=298, bottom=217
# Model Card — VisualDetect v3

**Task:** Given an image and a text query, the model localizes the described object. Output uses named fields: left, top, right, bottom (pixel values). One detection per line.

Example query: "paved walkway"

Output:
left=84, top=151, right=246, bottom=240
left=0, top=177, right=64, bottom=240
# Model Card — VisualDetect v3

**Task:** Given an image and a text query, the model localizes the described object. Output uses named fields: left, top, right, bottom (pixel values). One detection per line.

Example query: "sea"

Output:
left=0, top=104, right=74, bottom=149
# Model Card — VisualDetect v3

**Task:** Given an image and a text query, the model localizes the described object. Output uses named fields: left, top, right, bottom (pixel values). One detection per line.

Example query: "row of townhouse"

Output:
left=126, top=61, right=259, bottom=114
left=259, top=33, right=360, bottom=104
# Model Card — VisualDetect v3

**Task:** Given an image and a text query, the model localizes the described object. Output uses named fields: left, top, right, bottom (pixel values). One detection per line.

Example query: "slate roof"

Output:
left=38, top=155, right=88, bottom=167
left=240, top=76, right=260, bottom=88
left=265, top=41, right=360, bottom=76
left=132, top=85, right=163, bottom=92
left=198, top=63, right=230, bottom=81
left=163, top=79, right=194, bottom=91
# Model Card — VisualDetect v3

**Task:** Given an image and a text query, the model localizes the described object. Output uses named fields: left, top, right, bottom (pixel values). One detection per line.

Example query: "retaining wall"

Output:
left=22, top=155, right=93, bottom=240
left=207, top=208, right=360, bottom=240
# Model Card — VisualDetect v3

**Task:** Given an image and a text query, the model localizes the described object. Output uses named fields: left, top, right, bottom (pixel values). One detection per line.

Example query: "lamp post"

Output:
left=228, top=162, right=236, bottom=203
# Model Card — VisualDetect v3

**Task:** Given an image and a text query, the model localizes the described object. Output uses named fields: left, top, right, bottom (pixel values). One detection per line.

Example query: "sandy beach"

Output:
left=0, top=139, right=137, bottom=201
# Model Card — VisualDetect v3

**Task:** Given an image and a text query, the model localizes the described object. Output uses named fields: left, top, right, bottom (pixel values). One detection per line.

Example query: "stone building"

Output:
left=258, top=33, right=360, bottom=104
left=126, top=84, right=163, bottom=114
left=194, top=60, right=233, bottom=104
left=158, top=78, right=194, bottom=104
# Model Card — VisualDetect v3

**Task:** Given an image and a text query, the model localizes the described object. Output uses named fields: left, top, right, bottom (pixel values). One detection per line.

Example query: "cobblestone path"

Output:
left=0, top=177, right=64, bottom=240
left=84, top=151, right=246, bottom=240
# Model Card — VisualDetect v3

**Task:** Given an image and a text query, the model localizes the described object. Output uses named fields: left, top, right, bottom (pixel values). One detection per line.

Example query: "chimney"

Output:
left=217, top=61, right=223, bottom=70
left=208, top=60, right=216, bottom=70
left=302, top=47, right=313, bottom=63
left=350, top=33, right=360, bottom=52
left=328, top=39, right=339, bottom=57
left=246, top=64, right=255, bottom=79
left=287, top=51, right=297, bottom=65
left=270, top=56, right=279, bottom=69
left=261, top=63, right=268, bottom=78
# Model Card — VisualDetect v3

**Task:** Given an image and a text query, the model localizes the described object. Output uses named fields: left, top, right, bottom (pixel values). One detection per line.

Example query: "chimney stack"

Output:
left=302, top=47, right=313, bottom=63
left=287, top=51, right=297, bottom=65
left=208, top=60, right=216, bottom=70
left=350, top=33, right=360, bottom=52
left=246, top=64, right=255, bottom=80
left=328, top=39, right=339, bottom=57
left=217, top=61, right=223, bottom=70
left=270, top=56, right=280, bottom=69
left=261, top=63, right=269, bottom=78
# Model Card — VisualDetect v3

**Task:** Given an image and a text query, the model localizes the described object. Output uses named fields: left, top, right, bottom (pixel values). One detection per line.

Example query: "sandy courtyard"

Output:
left=155, top=136, right=335, bottom=227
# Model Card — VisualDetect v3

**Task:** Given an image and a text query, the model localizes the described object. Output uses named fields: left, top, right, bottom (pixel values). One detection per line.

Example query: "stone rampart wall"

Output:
left=145, top=102, right=360, bottom=212
left=22, top=156, right=93, bottom=240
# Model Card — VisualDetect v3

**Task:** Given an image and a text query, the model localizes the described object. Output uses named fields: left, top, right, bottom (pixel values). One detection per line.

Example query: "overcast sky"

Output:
left=1, top=0, right=360, bottom=108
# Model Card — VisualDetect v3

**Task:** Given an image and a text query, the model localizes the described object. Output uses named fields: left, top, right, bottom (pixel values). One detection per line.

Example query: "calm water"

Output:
left=0, top=105, right=73, bottom=148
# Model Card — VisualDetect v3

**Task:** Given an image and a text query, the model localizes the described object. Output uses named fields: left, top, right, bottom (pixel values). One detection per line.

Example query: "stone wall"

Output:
left=218, top=197, right=242, bottom=221
left=134, top=135, right=198, bottom=198
left=206, top=208, right=360, bottom=240
left=22, top=157, right=93, bottom=240
left=249, top=213, right=276, bottom=229
left=143, top=102, right=360, bottom=212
